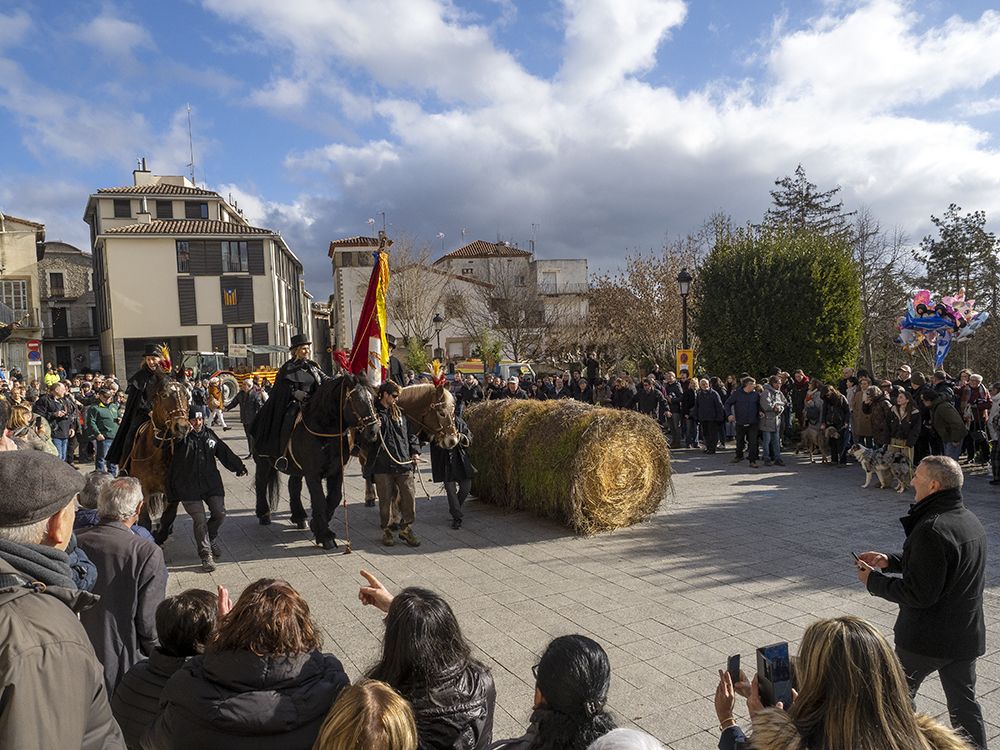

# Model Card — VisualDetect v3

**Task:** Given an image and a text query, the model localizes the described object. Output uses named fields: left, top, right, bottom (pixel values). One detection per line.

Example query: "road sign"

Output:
left=676, top=348, right=694, bottom=377
left=26, top=339, right=41, bottom=364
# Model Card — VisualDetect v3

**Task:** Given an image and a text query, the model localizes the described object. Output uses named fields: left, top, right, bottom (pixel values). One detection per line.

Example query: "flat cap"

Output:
left=0, top=452, right=85, bottom=527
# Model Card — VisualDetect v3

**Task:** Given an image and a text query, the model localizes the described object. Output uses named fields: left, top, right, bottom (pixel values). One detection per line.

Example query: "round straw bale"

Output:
left=465, top=400, right=671, bottom=535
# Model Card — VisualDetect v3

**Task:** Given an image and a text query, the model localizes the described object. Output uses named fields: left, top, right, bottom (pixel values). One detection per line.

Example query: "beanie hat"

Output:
left=911, top=372, right=927, bottom=387
left=0, top=452, right=85, bottom=528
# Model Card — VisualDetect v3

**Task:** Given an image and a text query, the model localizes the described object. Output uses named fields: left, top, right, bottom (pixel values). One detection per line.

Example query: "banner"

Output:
left=347, top=246, right=390, bottom=386
left=675, top=348, right=694, bottom=377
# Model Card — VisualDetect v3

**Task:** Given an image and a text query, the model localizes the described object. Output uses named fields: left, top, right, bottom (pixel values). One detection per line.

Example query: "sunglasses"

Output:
left=532, top=663, right=540, bottom=679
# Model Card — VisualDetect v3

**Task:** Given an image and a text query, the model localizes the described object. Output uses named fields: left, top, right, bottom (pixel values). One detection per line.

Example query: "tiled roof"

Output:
left=97, top=184, right=219, bottom=196
left=1, top=213, right=44, bottom=229
left=435, top=240, right=532, bottom=262
left=327, top=236, right=380, bottom=256
left=103, top=219, right=274, bottom=236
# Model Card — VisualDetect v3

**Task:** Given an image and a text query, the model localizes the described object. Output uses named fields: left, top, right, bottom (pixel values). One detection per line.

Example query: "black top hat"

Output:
left=289, top=333, right=311, bottom=350
left=143, top=343, right=161, bottom=357
left=386, top=334, right=397, bottom=349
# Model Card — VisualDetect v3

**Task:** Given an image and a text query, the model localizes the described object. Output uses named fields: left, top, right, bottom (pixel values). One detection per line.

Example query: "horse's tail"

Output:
left=255, top=458, right=281, bottom=514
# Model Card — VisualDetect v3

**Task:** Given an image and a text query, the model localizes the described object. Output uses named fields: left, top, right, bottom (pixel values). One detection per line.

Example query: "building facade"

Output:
left=328, top=235, right=380, bottom=350
left=37, top=241, right=101, bottom=372
left=0, top=213, right=45, bottom=375
left=84, top=165, right=310, bottom=379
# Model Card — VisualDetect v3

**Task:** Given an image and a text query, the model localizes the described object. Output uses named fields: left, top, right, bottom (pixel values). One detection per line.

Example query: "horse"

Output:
left=253, top=374, right=380, bottom=550
left=121, top=377, right=191, bottom=524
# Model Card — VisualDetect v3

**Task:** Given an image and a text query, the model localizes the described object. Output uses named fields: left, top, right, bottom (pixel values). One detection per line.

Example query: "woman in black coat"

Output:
left=820, top=385, right=851, bottom=466
left=431, top=416, right=476, bottom=529
left=694, top=379, right=726, bottom=454
left=142, top=579, right=349, bottom=750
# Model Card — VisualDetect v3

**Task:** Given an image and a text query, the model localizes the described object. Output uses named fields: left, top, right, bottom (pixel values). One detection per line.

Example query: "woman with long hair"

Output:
left=490, top=634, right=616, bottom=750
left=312, top=680, right=417, bottom=750
left=360, top=571, right=496, bottom=749
left=715, top=616, right=970, bottom=750
left=143, top=579, right=349, bottom=750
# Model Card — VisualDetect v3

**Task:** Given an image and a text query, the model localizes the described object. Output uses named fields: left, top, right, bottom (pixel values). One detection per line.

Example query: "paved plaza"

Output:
left=158, top=433, right=1000, bottom=748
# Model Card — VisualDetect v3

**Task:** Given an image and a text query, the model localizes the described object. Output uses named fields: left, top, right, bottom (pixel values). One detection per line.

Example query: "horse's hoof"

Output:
left=258, top=515, right=271, bottom=526
left=294, top=519, right=307, bottom=530
left=317, top=537, right=337, bottom=551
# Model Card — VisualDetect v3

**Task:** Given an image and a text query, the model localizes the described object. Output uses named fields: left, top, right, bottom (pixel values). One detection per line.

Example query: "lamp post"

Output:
left=432, top=312, right=444, bottom=360
left=677, top=268, right=692, bottom=350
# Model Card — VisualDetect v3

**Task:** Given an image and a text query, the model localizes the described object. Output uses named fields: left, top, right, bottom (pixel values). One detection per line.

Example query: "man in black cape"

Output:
left=386, top=333, right=405, bottom=385
left=107, top=344, right=165, bottom=469
left=251, top=333, right=331, bottom=460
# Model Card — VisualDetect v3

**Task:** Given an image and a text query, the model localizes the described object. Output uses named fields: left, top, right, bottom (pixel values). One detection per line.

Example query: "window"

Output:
left=461, top=267, right=473, bottom=275
left=113, top=199, right=131, bottom=218
left=155, top=200, right=174, bottom=219
left=185, top=202, right=209, bottom=219
left=176, top=241, right=190, bottom=272
left=86, top=270, right=93, bottom=293
left=222, top=241, right=249, bottom=273
left=231, top=326, right=252, bottom=345
left=48, top=272, right=65, bottom=297
left=0, top=279, right=27, bottom=317
left=51, top=308, right=69, bottom=338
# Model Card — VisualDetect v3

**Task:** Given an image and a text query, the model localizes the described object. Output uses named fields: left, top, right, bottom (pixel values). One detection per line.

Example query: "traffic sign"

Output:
left=26, top=339, right=41, bottom=364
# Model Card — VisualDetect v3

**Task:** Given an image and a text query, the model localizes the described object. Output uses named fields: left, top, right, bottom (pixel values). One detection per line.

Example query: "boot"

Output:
left=398, top=528, right=421, bottom=547
left=382, top=529, right=395, bottom=546
left=201, top=555, right=216, bottom=573
left=210, top=540, right=222, bottom=559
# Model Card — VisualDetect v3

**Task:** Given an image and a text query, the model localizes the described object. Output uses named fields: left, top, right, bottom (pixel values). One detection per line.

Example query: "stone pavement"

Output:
left=158, top=431, right=1000, bottom=748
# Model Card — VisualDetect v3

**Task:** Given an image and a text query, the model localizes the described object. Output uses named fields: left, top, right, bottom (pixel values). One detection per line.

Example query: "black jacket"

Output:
left=866, top=488, right=986, bottom=659
left=694, top=388, right=725, bottom=422
left=459, top=384, right=484, bottom=407
left=108, top=365, right=161, bottom=465
left=631, top=387, right=666, bottom=418
left=32, top=393, right=77, bottom=439
left=251, top=358, right=330, bottom=457
left=142, top=650, right=350, bottom=750
left=495, top=387, right=528, bottom=400
left=405, top=663, right=496, bottom=750
left=431, top=416, right=475, bottom=483
left=169, top=427, right=245, bottom=502
left=888, top=405, right=922, bottom=447
left=112, top=649, right=187, bottom=750
left=610, top=386, right=634, bottom=409
left=231, top=388, right=265, bottom=426
left=364, top=402, right=419, bottom=477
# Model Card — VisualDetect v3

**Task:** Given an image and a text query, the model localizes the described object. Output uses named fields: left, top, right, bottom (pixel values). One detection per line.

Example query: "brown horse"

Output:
left=122, top=378, right=191, bottom=522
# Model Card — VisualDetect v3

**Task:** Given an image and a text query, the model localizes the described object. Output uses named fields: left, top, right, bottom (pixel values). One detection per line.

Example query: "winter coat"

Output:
left=693, top=388, right=725, bottom=423
left=610, top=386, right=634, bottom=409
left=631, top=387, right=667, bottom=418
left=758, top=384, right=785, bottom=432
left=431, top=416, right=476, bottom=484
left=680, top=384, right=697, bottom=417
left=77, top=522, right=169, bottom=696
left=928, top=395, right=968, bottom=443
left=790, top=376, right=810, bottom=415
left=736, top=704, right=970, bottom=750
left=86, top=401, right=120, bottom=441
left=33, top=393, right=77, bottom=439
left=571, top=385, right=594, bottom=404
left=0, top=556, right=125, bottom=749
left=142, top=649, right=350, bottom=750
left=231, top=387, right=265, bottom=427
left=960, top=383, right=992, bottom=428
left=168, top=427, right=245, bottom=502
left=663, top=380, right=683, bottom=411
left=865, top=395, right=893, bottom=446
left=206, top=384, right=223, bottom=410
left=112, top=649, right=188, bottom=750
left=724, top=387, right=760, bottom=426
left=820, top=392, right=850, bottom=429
left=404, top=662, right=496, bottom=750
left=888, top=404, right=922, bottom=447
left=459, top=383, right=484, bottom=407
left=495, top=387, right=529, bottom=400
left=364, top=402, right=419, bottom=478
left=850, top=390, right=873, bottom=437
left=866, top=488, right=986, bottom=659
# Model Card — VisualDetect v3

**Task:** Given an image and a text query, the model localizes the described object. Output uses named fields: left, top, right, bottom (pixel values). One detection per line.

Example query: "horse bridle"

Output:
left=405, top=394, right=457, bottom=444
left=150, top=383, right=189, bottom=442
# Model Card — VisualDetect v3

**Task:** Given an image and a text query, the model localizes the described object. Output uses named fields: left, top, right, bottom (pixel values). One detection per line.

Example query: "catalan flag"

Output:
left=347, top=233, right=391, bottom=385
left=223, top=288, right=237, bottom=306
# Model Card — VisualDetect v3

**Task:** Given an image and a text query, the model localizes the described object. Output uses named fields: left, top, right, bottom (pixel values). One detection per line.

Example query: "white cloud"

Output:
left=74, top=15, right=154, bottom=60
left=0, top=10, right=31, bottom=51
left=250, top=77, right=310, bottom=111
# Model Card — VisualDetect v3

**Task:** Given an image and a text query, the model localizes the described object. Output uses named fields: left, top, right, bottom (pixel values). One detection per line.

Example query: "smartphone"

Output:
left=756, top=642, right=793, bottom=708
left=726, top=654, right=740, bottom=684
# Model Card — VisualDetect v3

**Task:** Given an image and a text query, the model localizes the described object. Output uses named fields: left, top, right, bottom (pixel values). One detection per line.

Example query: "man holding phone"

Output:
left=856, top=455, right=987, bottom=749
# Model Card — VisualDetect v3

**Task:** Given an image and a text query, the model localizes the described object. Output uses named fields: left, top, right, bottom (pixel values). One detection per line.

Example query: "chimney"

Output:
left=132, top=157, right=155, bottom=186
left=136, top=197, right=152, bottom=224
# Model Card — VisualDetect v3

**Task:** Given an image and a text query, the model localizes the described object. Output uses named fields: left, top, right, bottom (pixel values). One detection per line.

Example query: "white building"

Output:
left=84, top=164, right=309, bottom=378
left=0, top=213, right=45, bottom=375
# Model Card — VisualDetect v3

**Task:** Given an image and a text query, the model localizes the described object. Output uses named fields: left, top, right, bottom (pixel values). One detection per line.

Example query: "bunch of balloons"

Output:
left=897, top=289, right=990, bottom=368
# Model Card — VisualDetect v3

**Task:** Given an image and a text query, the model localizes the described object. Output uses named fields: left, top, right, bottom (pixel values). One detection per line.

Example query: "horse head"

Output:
left=420, top=384, right=459, bottom=449
left=152, top=379, right=191, bottom=440
left=345, top=374, right=380, bottom=443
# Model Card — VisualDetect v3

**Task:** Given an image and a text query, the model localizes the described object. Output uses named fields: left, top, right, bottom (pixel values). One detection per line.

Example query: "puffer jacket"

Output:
left=865, top=394, right=893, bottom=446
left=404, top=662, right=496, bottom=750
left=758, top=384, right=785, bottom=432
left=141, top=649, right=350, bottom=750
left=888, top=404, right=922, bottom=447
left=112, top=649, right=188, bottom=750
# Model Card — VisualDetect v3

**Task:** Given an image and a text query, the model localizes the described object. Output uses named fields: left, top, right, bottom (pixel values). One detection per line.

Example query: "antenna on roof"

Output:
left=530, top=222, right=538, bottom=254
left=186, top=104, right=196, bottom=186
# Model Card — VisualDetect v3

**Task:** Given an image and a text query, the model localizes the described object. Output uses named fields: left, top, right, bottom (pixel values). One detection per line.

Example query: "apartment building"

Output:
left=84, top=164, right=309, bottom=378
left=37, top=241, right=101, bottom=371
left=0, top=213, right=45, bottom=374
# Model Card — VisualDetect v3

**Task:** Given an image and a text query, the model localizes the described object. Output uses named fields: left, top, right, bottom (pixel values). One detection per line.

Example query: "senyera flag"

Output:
left=346, top=234, right=391, bottom=386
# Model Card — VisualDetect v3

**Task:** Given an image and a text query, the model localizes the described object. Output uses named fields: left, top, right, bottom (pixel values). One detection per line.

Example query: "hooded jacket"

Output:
left=404, top=662, right=496, bottom=750
left=141, top=649, right=350, bottom=750
left=168, top=427, right=245, bottom=502
left=928, top=394, right=968, bottom=444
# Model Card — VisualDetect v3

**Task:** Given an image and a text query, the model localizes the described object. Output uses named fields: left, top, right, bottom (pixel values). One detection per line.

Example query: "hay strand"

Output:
left=465, top=400, right=672, bottom=535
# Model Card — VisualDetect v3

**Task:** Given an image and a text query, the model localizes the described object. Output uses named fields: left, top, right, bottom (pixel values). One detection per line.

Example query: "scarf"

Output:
left=0, top=537, right=76, bottom=589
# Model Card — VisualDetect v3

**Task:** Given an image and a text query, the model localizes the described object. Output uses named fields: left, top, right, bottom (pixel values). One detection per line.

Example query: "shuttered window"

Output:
left=252, top=322, right=270, bottom=367
left=210, top=325, right=228, bottom=353
left=220, top=276, right=255, bottom=324
left=248, top=240, right=265, bottom=275
left=177, top=277, right=197, bottom=326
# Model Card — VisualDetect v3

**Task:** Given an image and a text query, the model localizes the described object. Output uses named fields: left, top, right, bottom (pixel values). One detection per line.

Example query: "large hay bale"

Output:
left=465, top=400, right=672, bottom=535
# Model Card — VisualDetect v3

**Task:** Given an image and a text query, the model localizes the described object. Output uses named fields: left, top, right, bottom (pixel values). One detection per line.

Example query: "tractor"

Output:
left=179, top=351, right=279, bottom=408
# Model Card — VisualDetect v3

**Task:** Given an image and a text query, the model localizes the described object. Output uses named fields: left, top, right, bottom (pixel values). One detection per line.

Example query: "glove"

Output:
left=236, top=465, right=248, bottom=477
left=293, top=390, right=307, bottom=402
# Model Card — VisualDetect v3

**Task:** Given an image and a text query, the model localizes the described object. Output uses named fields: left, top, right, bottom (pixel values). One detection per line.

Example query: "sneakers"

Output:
left=451, top=518, right=462, bottom=530
left=382, top=529, right=396, bottom=546
left=201, top=555, right=216, bottom=573
left=774, top=459, right=786, bottom=466
left=763, top=459, right=772, bottom=466
left=210, top=540, right=222, bottom=559
left=398, top=528, right=421, bottom=547
left=731, top=455, right=744, bottom=463
left=293, top=518, right=308, bottom=530
left=258, top=514, right=271, bottom=526
left=749, top=461, right=759, bottom=468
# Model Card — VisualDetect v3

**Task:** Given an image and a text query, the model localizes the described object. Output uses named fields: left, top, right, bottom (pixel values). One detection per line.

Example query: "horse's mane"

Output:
left=303, top=376, right=348, bottom=430
left=400, top=383, right=454, bottom=410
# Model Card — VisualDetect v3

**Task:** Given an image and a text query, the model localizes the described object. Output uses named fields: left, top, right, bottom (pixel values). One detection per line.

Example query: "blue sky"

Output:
left=3, top=1, right=1000, bottom=298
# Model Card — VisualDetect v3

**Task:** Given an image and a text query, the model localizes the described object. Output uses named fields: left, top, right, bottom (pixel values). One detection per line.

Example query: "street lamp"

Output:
left=676, top=268, right=692, bottom=350
left=432, top=312, right=444, bottom=360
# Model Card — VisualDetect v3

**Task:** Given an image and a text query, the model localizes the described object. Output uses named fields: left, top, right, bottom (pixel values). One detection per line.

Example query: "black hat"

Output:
left=188, top=407, right=203, bottom=419
left=0, top=452, right=85, bottom=528
left=289, top=333, right=311, bottom=350
left=386, top=334, right=397, bottom=349
left=143, top=343, right=161, bottom=357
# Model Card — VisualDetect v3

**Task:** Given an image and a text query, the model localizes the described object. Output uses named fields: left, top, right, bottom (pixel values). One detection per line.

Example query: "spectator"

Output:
left=86, top=387, right=120, bottom=473
left=190, top=378, right=207, bottom=418
left=230, top=378, right=265, bottom=458
left=584, top=352, right=600, bottom=383
left=960, top=373, right=991, bottom=464
left=862, top=385, right=892, bottom=449
left=32, top=380, right=77, bottom=461
left=789, top=369, right=810, bottom=429
left=75, top=470, right=155, bottom=544
left=820, top=385, right=850, bottom=466
left=592, top=377, right=611, bottom=407
left=0, top=395, right=16, bottom=452
left=431, top=414, right=476, bottom=530
left=573, top=377, right=594, bottom=404
left=459, top=375, right=484, bottom=414
left=759, top=375, right=786, bottom=467
left=694, top=378, right=725, bottom=455
left=359, top=570, right=496, bottom=749
left=663, top=372, right=684, bottom=448
left=587, top=729, right=664, bottom=750
left=849, top=374, right=874, bottom=448
left=893, top=363, right=912, bottom=389
left=858, top=455, right=987, bottom=749
left=836, top=366, right=854, bottom=396
left=725, top=377, right=761, bottom=468
left=497, top=377, right=529, bottom=400
left=206, top=377, right=229, bottom=430
left=921, top=389, right=967, bottom=460
left=989, top=382, right=1000, bottom=486
left=144, top=579, right=350, bottom=750
left=0, top=451, right=124, bottom=748
left=887, top=389, right=922, bottom=470
left=715, top=616, right=970, bottom=750
left=312, top=680, right=418, bottom=750
left=78, top=476, right=168, bottom=695
left=113, top=589, right=218, bottom=750
left=803, top=380, right=823, bottom=428
left=679, top=372, right=698, bottom=448
left=491, top=634, right=615, bottom=750
left=631, top=378, right=668, bottom=422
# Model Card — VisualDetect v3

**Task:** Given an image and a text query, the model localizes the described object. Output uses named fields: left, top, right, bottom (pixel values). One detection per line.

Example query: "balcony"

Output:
left=44, top=324, right=97, bottom=339
left=536, top=281, right=589, bottom=295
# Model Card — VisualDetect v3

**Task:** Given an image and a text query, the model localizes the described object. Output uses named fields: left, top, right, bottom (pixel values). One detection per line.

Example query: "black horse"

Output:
left=253, top=374, right=379, bottom=549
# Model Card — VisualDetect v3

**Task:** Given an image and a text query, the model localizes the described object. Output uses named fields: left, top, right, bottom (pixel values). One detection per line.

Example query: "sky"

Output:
left=2, top=0, right=1000, bottom=299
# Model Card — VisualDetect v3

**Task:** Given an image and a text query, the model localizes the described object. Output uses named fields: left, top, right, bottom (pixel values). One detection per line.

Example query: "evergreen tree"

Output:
left=764, top=164, right=854, bottom=238
left=692, top=226, right=861, bottom=382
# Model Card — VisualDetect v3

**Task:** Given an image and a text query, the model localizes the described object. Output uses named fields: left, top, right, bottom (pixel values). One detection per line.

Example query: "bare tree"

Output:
left=386, top=234, right=448, bottom=346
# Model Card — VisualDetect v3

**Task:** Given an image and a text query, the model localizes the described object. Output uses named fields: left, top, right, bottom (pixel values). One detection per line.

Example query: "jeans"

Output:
left=182, top=496, right=226, bottom=560
left=445, top=479, right=472, bottom=520
left=734, top=423, right=759, bottom=461
left=667, top=412, right=683, bottom=447
left=943, top=441, right=963, bottom=460
left=52, top=437, right=68, bottom=461
left=762, top=431, right=781, bottom=462
left=94, top=439, right=117, bottom=475
left=897, top=648, right=987, bottom=749
left=685, top=417, right=699, bottom=447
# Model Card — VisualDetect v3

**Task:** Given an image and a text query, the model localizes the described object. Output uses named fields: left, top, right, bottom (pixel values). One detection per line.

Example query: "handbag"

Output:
left=890, top=438, right=908, bottom=448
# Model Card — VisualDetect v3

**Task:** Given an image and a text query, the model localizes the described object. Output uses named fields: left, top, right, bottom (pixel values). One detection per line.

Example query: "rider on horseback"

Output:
left=107, top=343, right=167, bottom=470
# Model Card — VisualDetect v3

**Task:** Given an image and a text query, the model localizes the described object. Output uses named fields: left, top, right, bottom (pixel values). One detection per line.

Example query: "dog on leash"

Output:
left=848, top=444, right=910, bottom=493
left=797, top=425, right=833, bottom=463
